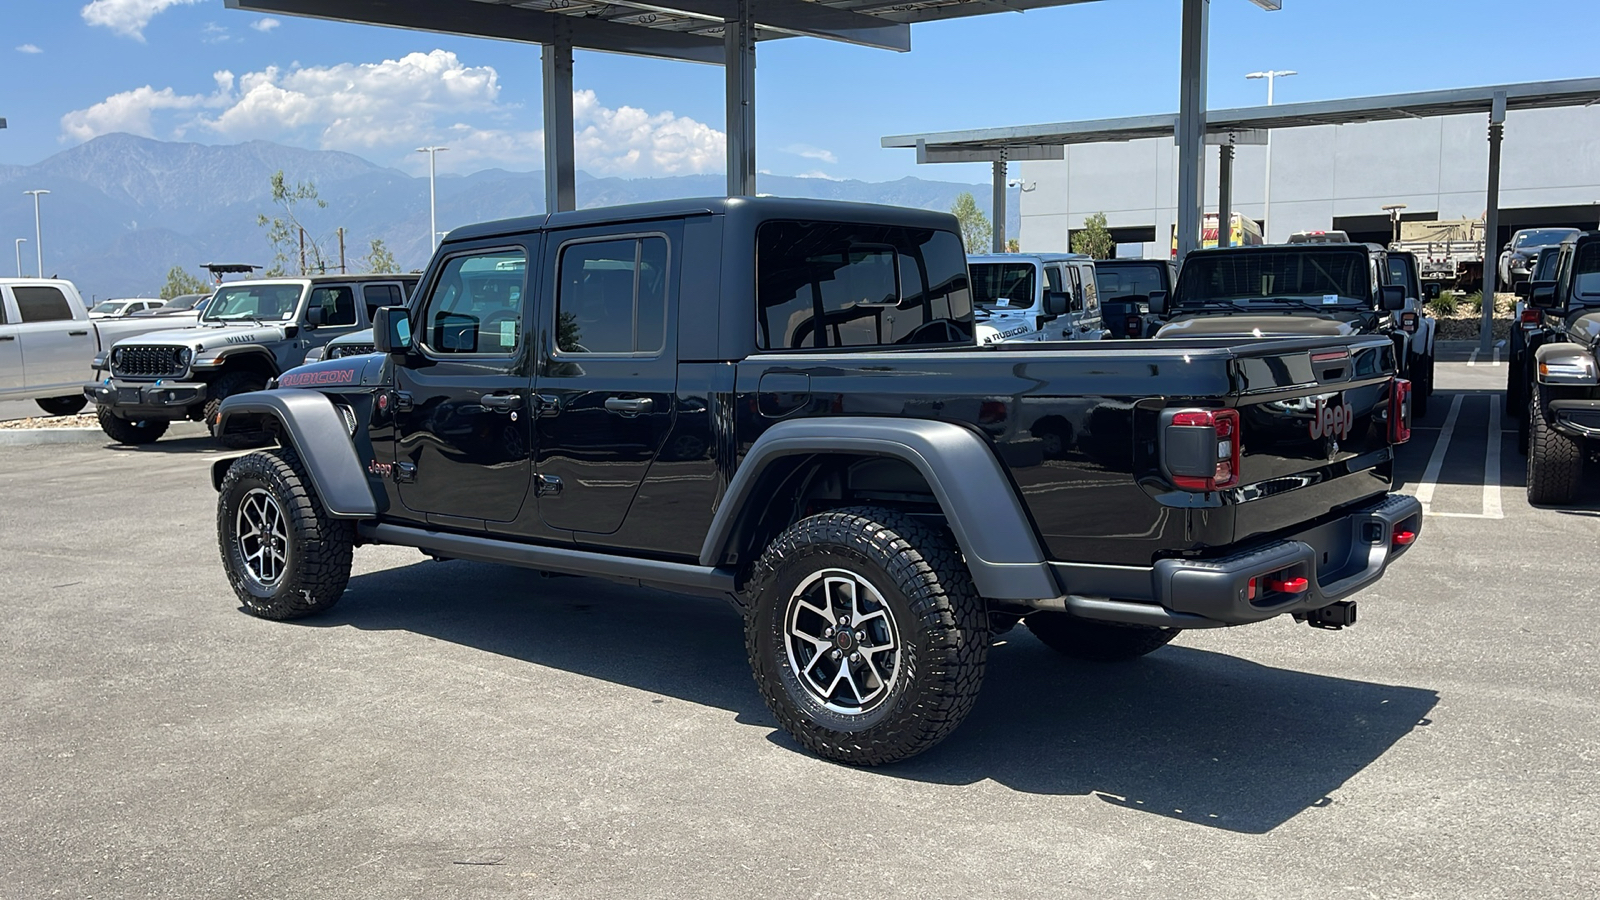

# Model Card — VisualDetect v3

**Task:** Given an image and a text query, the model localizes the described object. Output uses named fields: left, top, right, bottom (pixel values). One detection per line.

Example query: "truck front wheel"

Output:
left=1024, top=613, right=1178, bottom=662
left=744, top=506, right=988, bottom=765
left=1526, top=392, right=1583, bottom=506
left=217, top=447, right=353, bottom=619
left=97, top=407, right=168, bottom=445
left=36, top=396, right=87, bottom=416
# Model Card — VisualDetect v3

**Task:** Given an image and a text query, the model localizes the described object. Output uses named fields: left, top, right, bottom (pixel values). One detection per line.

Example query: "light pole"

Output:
left=23, top=189, right=49, bottom=276
left=416, top=146, right=447, bottom=251
left=1245, top=70, right=1295, bottom=240
left=14, top=238, right=25, bottom=278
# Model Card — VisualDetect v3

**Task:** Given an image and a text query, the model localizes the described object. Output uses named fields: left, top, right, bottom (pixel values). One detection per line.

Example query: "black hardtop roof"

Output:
left=1184, top=242, right=1374, bottom=260
left=1095, top=258, right=1169, bottom=266
left=444, top=196, right=961, bottom=243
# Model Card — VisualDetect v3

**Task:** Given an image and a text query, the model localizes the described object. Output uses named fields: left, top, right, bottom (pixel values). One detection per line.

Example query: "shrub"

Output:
left=1427, top=291, right=1459, bottom=316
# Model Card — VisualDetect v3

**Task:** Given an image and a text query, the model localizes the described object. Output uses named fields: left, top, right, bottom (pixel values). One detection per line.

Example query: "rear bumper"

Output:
left=85, top=379, right=207, bottom=418
left=1042, top=493, right=1423, bottom=628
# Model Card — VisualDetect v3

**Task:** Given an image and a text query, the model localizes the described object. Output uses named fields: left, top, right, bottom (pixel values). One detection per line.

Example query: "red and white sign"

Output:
left=1309, top=396, right=1355, bottom=442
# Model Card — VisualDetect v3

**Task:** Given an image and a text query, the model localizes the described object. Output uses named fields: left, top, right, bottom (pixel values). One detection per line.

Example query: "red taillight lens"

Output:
left=1389, top=378, right=1413, bottom=443
left=1401, top=312, right=1419, bottom=333
left=978, top=400, right=1007, bottom=424
left=1521, top=308, right=1541, bottom=324
left=1166, top=408, right=1242, bottom=492
left=1126, top=314, right=1142, bottom=336
left=1392, top=527, right=1416, bottom=547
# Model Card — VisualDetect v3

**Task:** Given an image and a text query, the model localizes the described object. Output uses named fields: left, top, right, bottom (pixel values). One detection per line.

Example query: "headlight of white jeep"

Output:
left=111, top=348, right=124, bottom=366
left=176, top=348, right=192, bottom=367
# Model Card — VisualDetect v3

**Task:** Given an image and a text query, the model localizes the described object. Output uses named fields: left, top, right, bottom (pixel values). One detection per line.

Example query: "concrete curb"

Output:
left=0, top=428, right=109, bottom=446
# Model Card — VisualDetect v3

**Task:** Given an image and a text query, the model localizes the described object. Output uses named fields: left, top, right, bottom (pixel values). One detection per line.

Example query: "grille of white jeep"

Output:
left=112, top=346, right=186, bottom=378
left=327, top=342, right=377, bottom=359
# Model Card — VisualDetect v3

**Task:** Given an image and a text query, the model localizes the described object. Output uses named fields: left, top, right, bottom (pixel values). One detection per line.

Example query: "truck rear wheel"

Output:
left=744, top=506, right=987, bottom=765
left=36, top=396, right=87, bottom=416
left=1024, top=613, right=1178, bottom=662
left=206, top=372, right=273, bottom=450
left=96, top=407, right=168, bottom=445
left=1527, top=392, right=1583, bottom=506
left=217, top=447, right=353, bottom=619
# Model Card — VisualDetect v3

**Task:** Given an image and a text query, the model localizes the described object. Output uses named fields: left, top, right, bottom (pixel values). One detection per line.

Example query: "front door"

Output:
left=392, top=243, right=535, bottom=524
left=534, top=225, right=680, bottom=536
left=0, top=289, right=22, bottom=392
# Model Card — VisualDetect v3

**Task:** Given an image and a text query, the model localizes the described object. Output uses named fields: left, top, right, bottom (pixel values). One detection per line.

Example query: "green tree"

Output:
left=950, top=192, right=992, bottom=255
left=1071, top=212, right=1115, bottom=260
left=360, top=238, right=398, bottom=273
left=257, top=170, right=331, bottom=276
left=159, top=265, right=208, bottom=299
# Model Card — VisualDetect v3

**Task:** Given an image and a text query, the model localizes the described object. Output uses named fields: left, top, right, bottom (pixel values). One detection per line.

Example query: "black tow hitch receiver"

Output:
left=1298, top=601, right=1358, bottom=631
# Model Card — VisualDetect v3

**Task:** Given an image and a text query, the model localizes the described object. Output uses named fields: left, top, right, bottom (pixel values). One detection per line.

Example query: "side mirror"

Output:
left=1528, top=281, right=1559, bottom=310
left=372, top=306, right=413, bottom=354
left=305, top=306, right=325, bottom=328
left=1380, top=285, right=1406, bottom=311
left=1514, top=281, right=1532, bottom=300
left=1148, top=290, right=1167, bottom=316
left=1424, top=282, right=1442, bottom=300
left=1045, top=291, right=1069, bottom=317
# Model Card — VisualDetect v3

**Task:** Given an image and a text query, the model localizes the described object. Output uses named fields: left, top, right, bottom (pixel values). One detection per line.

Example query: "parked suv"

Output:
left=1094, top=258, right=1174, bottom=338
left=207, top=197, right=1420, bottom=765
left=85, top=273, right=416, bottom=446
left=1500, top=228, right=1581, bottom=291
left=1512, top=231, right=1600, bottom=504
left=968, top=253, right=1104, bottom=343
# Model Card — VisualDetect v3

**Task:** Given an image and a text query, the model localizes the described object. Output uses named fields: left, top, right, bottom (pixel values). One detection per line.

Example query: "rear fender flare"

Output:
left=209, top=389, right=377, bottom=518
left=700, top=417, right=1059, bottom=601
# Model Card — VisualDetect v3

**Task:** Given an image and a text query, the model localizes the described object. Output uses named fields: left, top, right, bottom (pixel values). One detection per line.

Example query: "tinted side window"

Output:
left=556, top=236, right=669, bottom=355
left=309, top=286, right=358, bottom=327
left=1066, top=267, right=1084, bottom=312
left=757, top=223, right=973, bottom=350
left=14, top=287, right=74, bottom=323
left=363, top=284, right=401, bottom=320
left=421, top=249, right=527, bottom=354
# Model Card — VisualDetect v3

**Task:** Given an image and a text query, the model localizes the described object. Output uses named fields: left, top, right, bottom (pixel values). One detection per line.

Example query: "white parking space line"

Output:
left=1467, top=348, right=1480, bottom=366
left=1415, top=394, right=1463, bottom=507
left=1492, top=346, right=1501, bottom=367
left=1482, top=401, right=1503, bottom=519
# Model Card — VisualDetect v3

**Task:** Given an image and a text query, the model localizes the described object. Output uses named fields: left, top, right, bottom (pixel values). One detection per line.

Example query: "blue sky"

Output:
left=2, top=0, right=1597, bottom=184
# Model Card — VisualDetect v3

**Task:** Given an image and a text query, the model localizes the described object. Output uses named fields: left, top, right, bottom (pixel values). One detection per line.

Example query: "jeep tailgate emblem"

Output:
left=1310, top=396, right=1355, bottom=442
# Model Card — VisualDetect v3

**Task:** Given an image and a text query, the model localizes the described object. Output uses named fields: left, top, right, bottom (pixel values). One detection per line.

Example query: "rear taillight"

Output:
left=1126, top=314, right=1142, bottom=336
left=1162, top=408, right=1242, bottom=492
left=1389, top=378, right=1413, bottom=443
left=1520, top=308, right=1541, bottom=324
left=978, top=400, right=1007, bottom=424
left=1401, top=312, right=1419, bottom=333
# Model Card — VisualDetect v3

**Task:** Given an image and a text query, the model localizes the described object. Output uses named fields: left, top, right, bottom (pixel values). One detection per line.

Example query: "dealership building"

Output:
left=1011, top=103, right=1600, bottom=258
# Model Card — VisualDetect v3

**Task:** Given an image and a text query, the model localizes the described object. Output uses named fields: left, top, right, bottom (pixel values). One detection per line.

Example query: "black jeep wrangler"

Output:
left=1512, top=231, right=1600, bottom=504
left=209, top=198, right=1422, bottom=764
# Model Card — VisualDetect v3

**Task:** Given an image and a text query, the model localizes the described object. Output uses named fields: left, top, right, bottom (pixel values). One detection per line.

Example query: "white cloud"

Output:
left=201, top=23, right=232, bottom=44
left=16, top=43, right=43, bottom=54
left=81, top=0, right=203, bottom=41
left=781, top=143, right=837, bottom=165
left=794, top=171, right=844, bottom=181
left=59, top=51, right=726, bottom=178
left=250, top=17, right=280, bottom=33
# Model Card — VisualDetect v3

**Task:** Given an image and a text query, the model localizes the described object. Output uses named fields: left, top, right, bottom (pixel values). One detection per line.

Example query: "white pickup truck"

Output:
left=0, top=279, right=179, bottom=416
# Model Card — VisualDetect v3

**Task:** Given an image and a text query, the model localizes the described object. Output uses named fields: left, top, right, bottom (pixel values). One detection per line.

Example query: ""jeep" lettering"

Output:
left=1309, top=396, right=1355, bottom=442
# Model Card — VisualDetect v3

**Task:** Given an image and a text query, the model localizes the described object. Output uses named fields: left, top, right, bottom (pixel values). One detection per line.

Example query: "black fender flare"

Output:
left=699, top=417, right=1059, bottom=601
left=208, top=389, right=378, bottom=519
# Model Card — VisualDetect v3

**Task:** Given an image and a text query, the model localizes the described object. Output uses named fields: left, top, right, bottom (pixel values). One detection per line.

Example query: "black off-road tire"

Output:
left=36, top=395, right=87, bottom=416
left=1412, top=355, right=1432, bottom=419
left=1024, top=613, right=1178, bottom=662
left=1527, top=391, right=1583, bottom=506
left=217, top=446, right=353, bottom=620
left=1505, top=357, right=1523, bottom=417
left=744, top=506, right=987, bottom=766
left=97, top=406, right=169, bottom=445
left=205, top=371, right=272, bottom=450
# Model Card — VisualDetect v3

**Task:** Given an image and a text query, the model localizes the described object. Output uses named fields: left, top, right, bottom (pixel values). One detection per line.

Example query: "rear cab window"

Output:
left=14, top=286, right=75, bottom=323
left=757, top=222, right=973, bottom=350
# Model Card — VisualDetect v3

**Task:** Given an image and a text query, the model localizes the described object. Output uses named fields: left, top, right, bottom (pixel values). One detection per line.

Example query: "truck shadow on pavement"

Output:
left=314, top=559, right=1438, bottom=836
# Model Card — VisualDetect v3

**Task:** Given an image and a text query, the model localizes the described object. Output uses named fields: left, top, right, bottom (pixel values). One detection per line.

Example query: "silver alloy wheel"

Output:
left=235, top=487, right=289, bottom=589
left=784, top=568, right=901, bottom=715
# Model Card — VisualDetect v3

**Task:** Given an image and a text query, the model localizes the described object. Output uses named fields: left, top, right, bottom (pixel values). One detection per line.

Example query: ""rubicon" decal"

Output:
left=278, top=368, right=357, bottom=387
left=1309, top=395, right=1355, bottom=442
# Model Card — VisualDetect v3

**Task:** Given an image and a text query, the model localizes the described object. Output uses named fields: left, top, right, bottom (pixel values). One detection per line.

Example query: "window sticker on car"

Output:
left=1323, top=294, right=1339, bottom=304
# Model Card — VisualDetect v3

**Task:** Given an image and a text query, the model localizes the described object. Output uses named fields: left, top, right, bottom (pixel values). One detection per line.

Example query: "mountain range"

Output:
left=0, top=134, right=1017, bottom=301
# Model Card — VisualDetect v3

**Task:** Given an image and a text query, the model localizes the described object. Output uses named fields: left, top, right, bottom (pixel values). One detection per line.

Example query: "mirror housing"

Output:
left=1044, top=291, right=1069, bottom=317
left=1424, top=282, right=1442, bottom=300
left=372, top=306, right=413, bottom=354
left=1528, top=281, right=1559, bottom=310
left=1148, top=290, right=1167, bottom=316
left=1514, top=281, right=1532, bottom=300
left=305, top=306, right=325, bottom=328
left=1380, top=285, right=1406, bottom=311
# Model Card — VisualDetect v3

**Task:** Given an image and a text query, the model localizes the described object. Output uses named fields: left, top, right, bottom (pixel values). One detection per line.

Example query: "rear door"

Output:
left=13, top=284, right=92, bottom=391
left=533, top=223, right=680, bottom=537
left=392, top=243, right=535, bottom=525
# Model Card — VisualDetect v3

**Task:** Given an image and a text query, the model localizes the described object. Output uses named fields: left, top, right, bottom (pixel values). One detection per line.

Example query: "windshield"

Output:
left=203, top=284, right=304, bottom=322
left=1515, top=229, right=1577, bottom=248
left=91, top=301, right=125, bottom=314
left=1095, top=264, right=1165, bottom=301
left=970, top=263, right=1036, bottom=308
left=1176, top=249, right=1372, bottom=308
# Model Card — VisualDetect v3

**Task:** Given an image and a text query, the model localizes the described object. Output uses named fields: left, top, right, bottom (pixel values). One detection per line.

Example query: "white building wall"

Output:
left=1017, top=105, right=1600, bottom=257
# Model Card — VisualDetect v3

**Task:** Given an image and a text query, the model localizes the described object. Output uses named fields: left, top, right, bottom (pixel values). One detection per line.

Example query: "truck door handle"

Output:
left=69, top=330, right=89, bottom=336
left=604, top=397, right=654, bottom=417
left=0, top=335, right=13, bottom=342
left=479, top=393, right=525, bottom=411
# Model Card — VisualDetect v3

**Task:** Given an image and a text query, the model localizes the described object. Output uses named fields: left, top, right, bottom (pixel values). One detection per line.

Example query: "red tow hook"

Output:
left=1265, top=575, right=1309, bottom=594
left=1392, top=528, right=1417, bottom=547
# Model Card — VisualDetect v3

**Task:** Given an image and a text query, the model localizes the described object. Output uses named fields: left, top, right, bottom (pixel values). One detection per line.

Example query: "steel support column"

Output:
left=542, top=37, right=576, bottom=214
left=1175, top=0, right=1208, bottom=263
left=1217, top=144, right=1233, bottom=248
left=1480, top=91, right=1506, bottom=353
left=725, top=0, right=758, bottom=197
left=992, top=158, right=1007, bottom=253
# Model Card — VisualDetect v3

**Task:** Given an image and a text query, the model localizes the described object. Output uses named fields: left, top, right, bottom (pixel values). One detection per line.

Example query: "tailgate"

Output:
left=1227, top=335, right=1399, bottom=545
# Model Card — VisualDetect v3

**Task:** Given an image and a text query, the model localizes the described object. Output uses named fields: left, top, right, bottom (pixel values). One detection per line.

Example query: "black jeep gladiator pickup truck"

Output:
left=209, top=197, right=1422, bottom=765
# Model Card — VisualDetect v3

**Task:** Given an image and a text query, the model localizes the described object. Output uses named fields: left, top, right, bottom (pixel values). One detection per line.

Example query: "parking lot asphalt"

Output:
left=3, top=352, right=1597, bottom=899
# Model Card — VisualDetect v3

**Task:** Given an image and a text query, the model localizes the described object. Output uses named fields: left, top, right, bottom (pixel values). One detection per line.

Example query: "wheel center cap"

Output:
left=835, top=630, right=856, bottom=652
